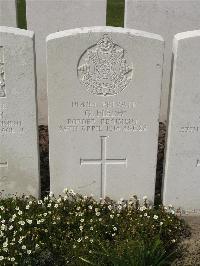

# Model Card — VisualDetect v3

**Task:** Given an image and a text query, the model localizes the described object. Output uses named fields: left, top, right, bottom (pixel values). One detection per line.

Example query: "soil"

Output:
left=38, top=123, right=200, bottom=264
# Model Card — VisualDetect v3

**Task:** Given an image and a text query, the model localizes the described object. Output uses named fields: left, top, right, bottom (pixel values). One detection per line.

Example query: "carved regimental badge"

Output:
left=77, top=34, right=133, bottom=96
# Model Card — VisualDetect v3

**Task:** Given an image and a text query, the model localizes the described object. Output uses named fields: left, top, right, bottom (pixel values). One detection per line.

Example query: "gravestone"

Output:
left=163, top=31, right=200, bottom=214
left=47, top=27, right=164, bottom=200
left=0, top=26, right=39, bottom=197
left=0, top=0, right=17, bottom=27
left=125, top=0, right=200, bottom=123
left=26, top=0, right=107, bottom=125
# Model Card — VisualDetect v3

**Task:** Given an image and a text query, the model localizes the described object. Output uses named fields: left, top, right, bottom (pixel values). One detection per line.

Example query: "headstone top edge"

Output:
left=0, top=26, right=34, bottom=39
left=46, top=26, right=164, bottom=43
left=174, top=29, right=200, bottom=42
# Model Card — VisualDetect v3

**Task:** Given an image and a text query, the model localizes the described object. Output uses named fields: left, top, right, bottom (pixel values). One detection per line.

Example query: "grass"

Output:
left=16, top=0, right=125, bottom=29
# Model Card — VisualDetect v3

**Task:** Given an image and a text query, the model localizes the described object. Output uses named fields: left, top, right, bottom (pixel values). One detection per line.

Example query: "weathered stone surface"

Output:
left=163, top=31, right=200, bottom=214
left=125, top=0, right=200, bottom=123
left=47, top=27, right=164, bottom=200
left=0, top=27, right=39, bottom=197
left=26, top=0, right=107, bottom=125
left=0, top=0, right=17, bottom=27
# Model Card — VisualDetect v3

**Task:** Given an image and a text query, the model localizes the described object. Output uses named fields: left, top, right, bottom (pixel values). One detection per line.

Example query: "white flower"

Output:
left=96, top=212, right=100, bottom=216
left=0, top=206, right=4, bottom=210
left=88, top=205, right=92, bottom=210
left=43, top=213, right=47, bottom=217
left=22, top=245, right=26, bottom=250
left=144, top=213, right=148, bottom=217
left=38, top=200, right=43, bottom=205
left=69, top=189, right=76, bottom=195
left=26, top=205, right=30, bottom=210
left=79, top=225, right=83, bottom=231
left=110, top=215, right=114, bottom=219
left=49, top=191, right=53, bottom=197
left=18, top=221, right=25, bottom=226
left=18, top=210, right=22, bottom=215
left=55, top=204, right=58, bottom=208
left=77, top=238, right=82, bottom=242
left=90, top=239, right=93, bottom=243
left=27, top=250, right=31, bottom=254
left=15, top=207, right=19, bottom=211
left=57, top=197, right=62, bottom=203
left=9, top=225, right=13, bottom=230
left=160, top=222, right=163, bottom=226
left=108, top=205, right=112, bottom=210
left=113, top=227, right=117, bottom=231
left=26, top=219, right=32, bottom=225
left=35, top=244, right=39, bottom=248
left=47, top=203, right=51, bottom=208
left=153, top=215, right=158, bottom=220
left=11, top=258, right=15, bottom=262
left=63, top=188, right=68, bottom=194
left=80, top=219, right=84, bottom=223
left=3, top=242, right=8, bottom=248
left=140, top=206, right=147, bottom=211
left=0, top=256, right=4, bottom=261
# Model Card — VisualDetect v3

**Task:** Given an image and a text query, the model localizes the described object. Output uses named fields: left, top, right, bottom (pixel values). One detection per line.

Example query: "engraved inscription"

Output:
left=78, top=34, right=133, bottom=96
left=80, top=136, right=127, bottom=198
left=0, top=104, right=24, bottom=135
left=196, top=159, right=200, bottom=167
left=0, top=161, right=8, bottom=167
left=59, top=100, right=147, bottom=134
left=0, top=47, right=6, bottom=97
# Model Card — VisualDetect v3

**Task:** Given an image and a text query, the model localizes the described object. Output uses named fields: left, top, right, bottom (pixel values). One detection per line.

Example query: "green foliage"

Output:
left=107, top=0, right=125, bottom=27
left=0, top=190, right=188, bottom=265
left=16, top=0, right=27, bottom=29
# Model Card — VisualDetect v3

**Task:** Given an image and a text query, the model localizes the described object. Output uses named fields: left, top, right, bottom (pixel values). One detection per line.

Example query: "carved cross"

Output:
left=80, top=136, right=127, bottom=198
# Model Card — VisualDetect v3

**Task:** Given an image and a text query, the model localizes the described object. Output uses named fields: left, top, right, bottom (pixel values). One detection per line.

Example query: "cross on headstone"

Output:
left=0, top=161, right=8, bottom=168
left=80, top=136, right=127, bottom=198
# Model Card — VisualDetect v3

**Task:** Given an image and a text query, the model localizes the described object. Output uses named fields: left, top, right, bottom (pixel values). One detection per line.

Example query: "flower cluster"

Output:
left=0, top=190, right=187, bottom=265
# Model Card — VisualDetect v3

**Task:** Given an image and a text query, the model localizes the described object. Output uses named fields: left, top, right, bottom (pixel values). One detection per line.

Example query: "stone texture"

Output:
left=26, top=0, right=107, bottom=125
left=125, top=0, right=200, bottom=123
left=0, top=26, right=39, bottom=197
left=0, top=0, right=17, bottom=27
left=47, top=26, right=164, bottom=200
left=163, top=30, right=200, bottom=214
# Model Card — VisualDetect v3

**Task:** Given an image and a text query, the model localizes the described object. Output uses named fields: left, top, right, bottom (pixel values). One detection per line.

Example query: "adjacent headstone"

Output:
left=163, top=31, right=200, bottom=214
left=125, top=0, right=200, bottom=123
left=47, top=27, right=164, bottom=200
left=0, top=26, right=39, bottom=197
left=0, top=0, right=17, bottom=27
left=26, top=0, right=107, bottom=125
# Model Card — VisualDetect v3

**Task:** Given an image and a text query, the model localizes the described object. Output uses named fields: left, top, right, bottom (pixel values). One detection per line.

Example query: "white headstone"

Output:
left=0, top=0, right=17, bottom=27
left=0, top=26, right=39, bottom=197
left=125, top=0, right=200, bottom=123
left=163, top=31, right=200, bottom=214
left=26, top=0, right=107, bottom=125
left=47, top=27, right=164, bottom=200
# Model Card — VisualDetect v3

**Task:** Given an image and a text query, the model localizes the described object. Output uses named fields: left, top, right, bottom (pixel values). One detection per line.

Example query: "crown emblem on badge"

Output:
left=77, top=34, right=133, bottom=96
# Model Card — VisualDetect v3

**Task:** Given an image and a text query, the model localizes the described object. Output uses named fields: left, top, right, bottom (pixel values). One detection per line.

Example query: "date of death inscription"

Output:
left=59, top=101, right=147, bottom=133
